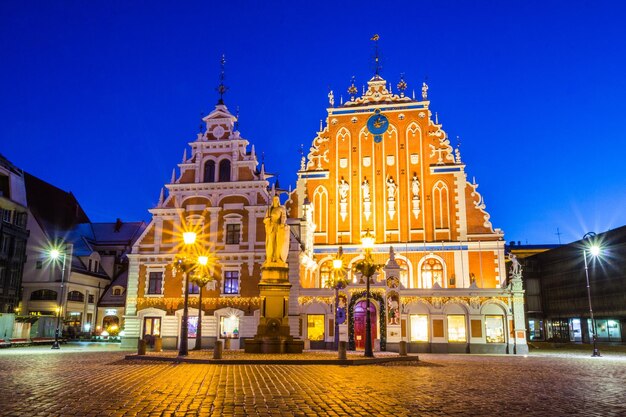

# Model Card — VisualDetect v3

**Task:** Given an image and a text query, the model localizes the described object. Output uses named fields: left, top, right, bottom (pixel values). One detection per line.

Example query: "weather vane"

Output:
left=216, top=54, right=228, bottom=104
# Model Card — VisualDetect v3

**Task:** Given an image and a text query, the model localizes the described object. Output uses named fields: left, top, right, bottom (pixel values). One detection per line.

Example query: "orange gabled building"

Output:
left=295, top=72, right=528, bottom=354
left=122, top=101, right=284, bottom=351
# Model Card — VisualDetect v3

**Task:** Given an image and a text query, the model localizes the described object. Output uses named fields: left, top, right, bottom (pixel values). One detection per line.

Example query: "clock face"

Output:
left=366, top=109, right=389, bottom=143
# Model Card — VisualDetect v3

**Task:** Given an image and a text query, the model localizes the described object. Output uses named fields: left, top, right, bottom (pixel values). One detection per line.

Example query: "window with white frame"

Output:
left=447, top=315, right=467, bottom=342
left=225, top=223, right=241, bottom=244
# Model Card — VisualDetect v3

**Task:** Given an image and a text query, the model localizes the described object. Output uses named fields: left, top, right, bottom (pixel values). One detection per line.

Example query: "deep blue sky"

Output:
left=2, top=1, right=625, bottom=244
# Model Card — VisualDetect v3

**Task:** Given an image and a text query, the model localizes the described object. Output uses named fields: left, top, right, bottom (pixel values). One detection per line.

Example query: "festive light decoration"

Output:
left=137, top=296, right=261, bottom=312
left=298, top=296, right=334, bottom=306
left=347, top=290, right=386, bottom=351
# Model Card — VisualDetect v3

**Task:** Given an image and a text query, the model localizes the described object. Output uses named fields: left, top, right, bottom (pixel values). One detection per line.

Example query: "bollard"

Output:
left=154, top=336, right=163, bottom=353
left=213, top=340, right=223, bottom=359
left=338, top=341, right=347, bottom=360
left=399, top=340, right=407, bottom=356
left=224, top=338, right=231, bottom=350
left=137, top=338, right=147, bottom=355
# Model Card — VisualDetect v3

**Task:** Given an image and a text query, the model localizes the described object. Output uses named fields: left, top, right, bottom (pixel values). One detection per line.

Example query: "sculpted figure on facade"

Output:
left=338, top=177, right=349, bottom=203
left=508, top=253, right=522, bottom=277
left=386, top=176, right=397, bottom=201
left=361, top=177, right=370, bottom=202
left=411, top=173, right=420, bottom=199
left=264, top=194, right=290, bottom=266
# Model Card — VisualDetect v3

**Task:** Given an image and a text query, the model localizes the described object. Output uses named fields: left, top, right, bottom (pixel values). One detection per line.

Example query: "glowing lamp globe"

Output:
left=183, top=232, right=197, bottom=245
left=590, top=245, right=601, bottom=257
left=333, top=258, right=343, bottom=270
left=50, top=249, right=61, bottom=260
left=198, top=255, right=209, bottom=266
left=361, top=230, right=375, bottom=250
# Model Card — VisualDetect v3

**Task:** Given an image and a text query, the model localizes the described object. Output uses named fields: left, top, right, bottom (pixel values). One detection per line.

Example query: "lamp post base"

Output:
left=51, top=342, right=60, bottom=350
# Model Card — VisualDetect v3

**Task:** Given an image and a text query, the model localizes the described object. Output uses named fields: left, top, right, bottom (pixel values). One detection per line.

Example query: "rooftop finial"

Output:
left=348, top=76, right=358, bottom=100
left=216, top=54, right=228, bottom=105
left=371, top=34, right=381, bottom=76
left=235, top=106, right=240, bottom=130
left=397, top=73, right=407, bottom=97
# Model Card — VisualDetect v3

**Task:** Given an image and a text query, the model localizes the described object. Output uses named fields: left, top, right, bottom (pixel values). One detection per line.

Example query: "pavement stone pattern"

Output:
left=1, top=345, right=625, bottom=416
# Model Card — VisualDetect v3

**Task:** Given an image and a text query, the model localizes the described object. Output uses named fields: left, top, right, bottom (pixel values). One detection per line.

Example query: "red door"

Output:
left=354, top=301, right=377, bottom=350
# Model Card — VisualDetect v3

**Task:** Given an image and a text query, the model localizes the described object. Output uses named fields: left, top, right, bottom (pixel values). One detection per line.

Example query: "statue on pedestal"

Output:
left=264, top=194, right=290, bottom=266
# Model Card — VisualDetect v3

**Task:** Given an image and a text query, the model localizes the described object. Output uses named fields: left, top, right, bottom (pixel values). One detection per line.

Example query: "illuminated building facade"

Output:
left=294, top=70, right=528, bottom=353
left=121, top=100, right=300, bottom=350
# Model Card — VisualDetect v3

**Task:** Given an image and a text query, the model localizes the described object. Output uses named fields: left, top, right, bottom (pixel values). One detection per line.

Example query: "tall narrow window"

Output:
left=432, top=181, right=450, bottom=229
left=218, top=159, right=231, bottom=182
left=147, top=272, right=163, bottom=295
left=225, top=224, right=241, bottom=244
left=204, top=160, right=216, bottom=183
left=224, top=271, right=239, bottom=294
left=313, top=186, right=328, bottom=233
left=188, top=281, right=200, bottom=294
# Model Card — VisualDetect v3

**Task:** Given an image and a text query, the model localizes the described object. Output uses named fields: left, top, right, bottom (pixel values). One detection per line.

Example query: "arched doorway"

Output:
left=353, top=300, right=377, bottom=350
left=102, top=315, right=119, bottom=332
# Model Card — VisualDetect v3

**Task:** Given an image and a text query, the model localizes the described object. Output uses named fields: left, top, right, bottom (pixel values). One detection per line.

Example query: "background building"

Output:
left=0, top=154, right=29, bottom=339
left=517, top=227, right=626, bottom=343
left=17, top=172, right=144, bottom=340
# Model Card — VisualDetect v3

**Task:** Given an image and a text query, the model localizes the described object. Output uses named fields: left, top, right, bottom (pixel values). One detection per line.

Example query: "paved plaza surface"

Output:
left=1, top=343, right=625, bottom=417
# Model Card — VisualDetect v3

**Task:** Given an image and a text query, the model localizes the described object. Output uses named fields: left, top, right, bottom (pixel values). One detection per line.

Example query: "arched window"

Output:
left=313, top=186, right=328, bottom=233
left=319, top=260, right=332, bottom=288
left=67, top=290, right=85, bottom=302
left=432, top=181, right=450, bottom=229
left=421, top=258, right=443, bottom=288
left=396, top=258, right=410, bottom=288
left=218, top=160, right=231, bottom=182
left=30, top=289, right=58, bottom=301
left=204, top=160, right=216, bottom=183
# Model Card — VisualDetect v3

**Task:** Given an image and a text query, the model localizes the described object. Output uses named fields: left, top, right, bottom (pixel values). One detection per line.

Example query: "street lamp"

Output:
left=582, top=232, right=602, bottom=357
left=173, top=231, right=198, bottom=357
left=326, top=247, right=347, bottom=350
left=192, top=252, right=218, bottom=351
left=48, top=244, right=72, bottom=350
left=353, top=229, right=382, bottom=358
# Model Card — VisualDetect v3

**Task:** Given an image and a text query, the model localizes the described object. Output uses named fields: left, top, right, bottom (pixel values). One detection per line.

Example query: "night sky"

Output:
left=2, top=1, right=625, bottom=245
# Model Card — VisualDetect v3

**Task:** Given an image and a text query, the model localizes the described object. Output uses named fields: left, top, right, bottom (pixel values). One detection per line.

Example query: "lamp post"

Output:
left=354, top=229, right=381, bottom=358
left=582, top=232, right=601, bottom=357
left=49, top=244, right=72, bottom=350
left=192, top=253, right=217, bottom=351
left=327, top=247, right=347, bottom=351
left=175, top=231, right=198, bottom=357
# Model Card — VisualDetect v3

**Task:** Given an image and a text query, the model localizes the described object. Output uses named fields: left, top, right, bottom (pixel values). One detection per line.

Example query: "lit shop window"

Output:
left=220, top=315, right=240, bottom=339
left=409, top=314, right=428, bottom=342
left=143, top=317, right=161, bottom=337
left=485, top=315, right=505, bottom=343
left=307, top=314, right=325, bottom=341
left=447, top=315, right=466, bottom=342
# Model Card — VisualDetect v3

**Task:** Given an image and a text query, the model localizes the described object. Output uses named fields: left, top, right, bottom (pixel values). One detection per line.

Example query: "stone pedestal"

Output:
left=244, top=263, right=304, bottom=354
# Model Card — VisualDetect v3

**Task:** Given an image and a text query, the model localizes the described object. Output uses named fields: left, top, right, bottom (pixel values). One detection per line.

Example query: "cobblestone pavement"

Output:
left=1, top=345, right=625, bottom=416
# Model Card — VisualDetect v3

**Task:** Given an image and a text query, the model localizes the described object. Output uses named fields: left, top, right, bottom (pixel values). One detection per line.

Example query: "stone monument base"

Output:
left=244, top=263, right=304, bottom=354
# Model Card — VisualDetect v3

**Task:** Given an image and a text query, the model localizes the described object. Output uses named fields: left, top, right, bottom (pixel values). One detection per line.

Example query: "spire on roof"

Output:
left=158, top=188, right=165, bottom=206
left=216, top=54, right=228, bottom=105
left=170, top=168, right=176, bottom=183
left=182, top=148, right=187, bottom=162
left=371, top=34, right=381, bottom=76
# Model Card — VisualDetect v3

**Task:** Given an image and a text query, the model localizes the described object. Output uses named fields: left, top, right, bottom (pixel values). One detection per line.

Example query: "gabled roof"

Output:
left=24, top=172, right=90, bottom=235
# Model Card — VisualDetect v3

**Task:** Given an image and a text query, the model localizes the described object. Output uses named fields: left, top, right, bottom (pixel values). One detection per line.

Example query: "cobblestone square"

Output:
left=1, top=344, right=625, bottom=416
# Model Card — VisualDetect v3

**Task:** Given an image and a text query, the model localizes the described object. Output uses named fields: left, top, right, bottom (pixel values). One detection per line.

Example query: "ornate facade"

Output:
left=122, top=62, right=527, bottom=354
left=122, top=102, right=302, bottom=350
left=294, top=73, right=528, bottom=353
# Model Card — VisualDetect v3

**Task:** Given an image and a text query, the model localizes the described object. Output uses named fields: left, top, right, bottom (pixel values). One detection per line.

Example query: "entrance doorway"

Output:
left=354, top=300, right=377, bottom=350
